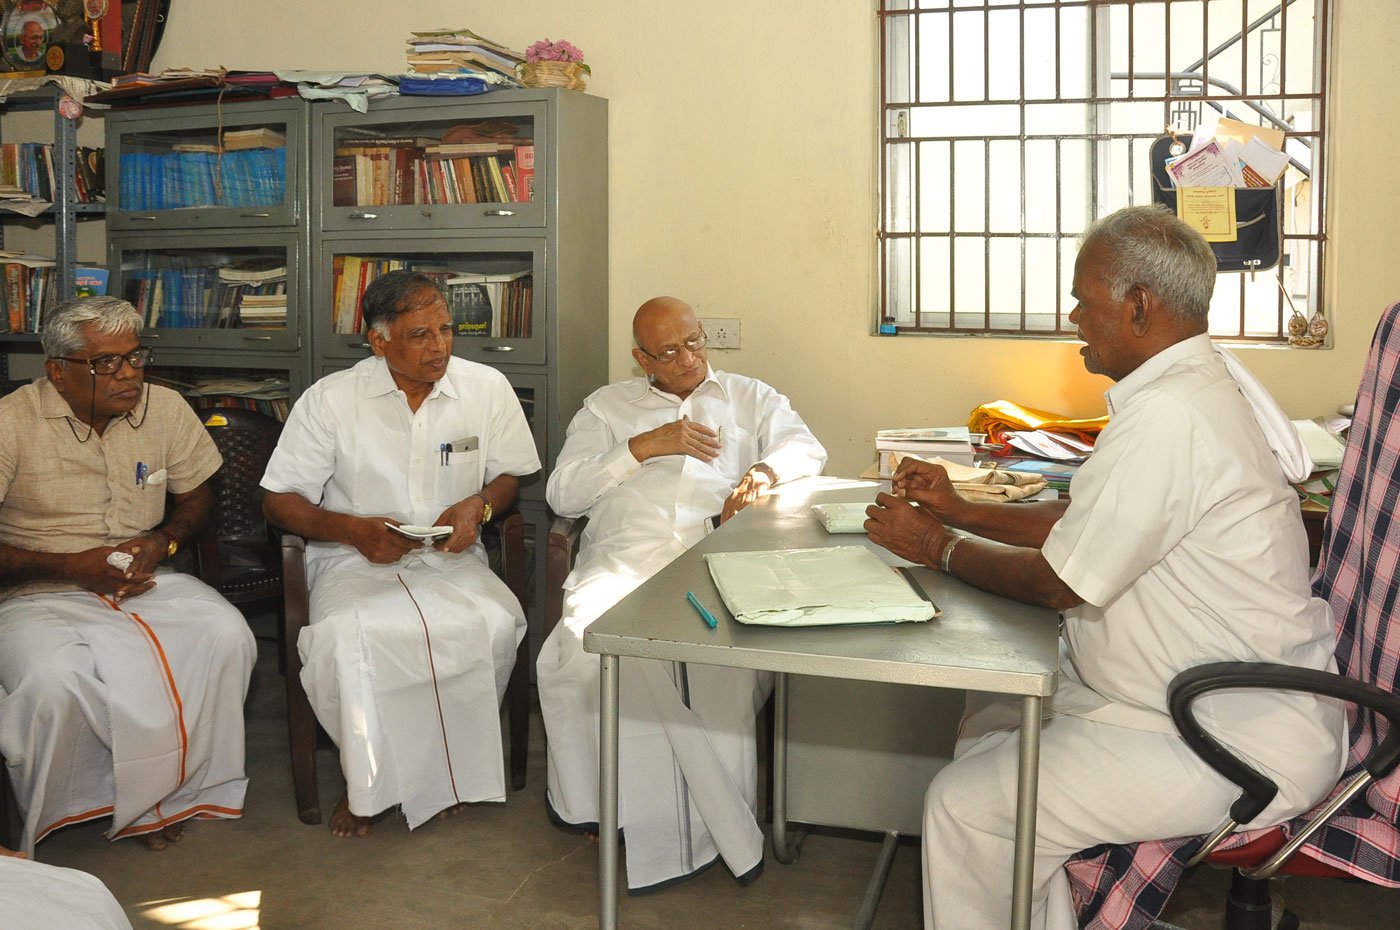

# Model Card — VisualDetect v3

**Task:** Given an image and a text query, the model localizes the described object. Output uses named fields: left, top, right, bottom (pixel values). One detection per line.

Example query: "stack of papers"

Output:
left=705, top=547, right=936, bottom=627
left=1167, top=117, right=1292, bottom=190
left=405, top=28, right=524, bottom=86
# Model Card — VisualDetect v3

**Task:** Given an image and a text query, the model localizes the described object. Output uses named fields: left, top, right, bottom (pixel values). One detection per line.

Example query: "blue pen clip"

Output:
left=135, top=462, right=148, bottom=488
left=686, top=591, right=719, bottom=629
left=439, top=442, right=449, bottom=466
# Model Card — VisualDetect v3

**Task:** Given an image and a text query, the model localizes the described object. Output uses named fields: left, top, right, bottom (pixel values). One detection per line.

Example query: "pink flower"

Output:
left=526, top=38, right=586, bottom=64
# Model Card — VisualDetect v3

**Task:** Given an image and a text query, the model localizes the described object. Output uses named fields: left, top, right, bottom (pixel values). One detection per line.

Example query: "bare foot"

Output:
left=329, top=793, right=373, bottom=838
left=138, top=820, right=188, bottom=851
left=434, top=802, right=469, bottom=820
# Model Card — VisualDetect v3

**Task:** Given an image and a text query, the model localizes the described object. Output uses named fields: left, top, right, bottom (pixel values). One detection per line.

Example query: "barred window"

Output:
left=878, top=0, right=1332, bottom=341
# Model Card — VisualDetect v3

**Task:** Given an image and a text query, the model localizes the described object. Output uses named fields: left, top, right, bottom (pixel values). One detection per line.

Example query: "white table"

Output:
left=583, top=477, right=1061, bottom=929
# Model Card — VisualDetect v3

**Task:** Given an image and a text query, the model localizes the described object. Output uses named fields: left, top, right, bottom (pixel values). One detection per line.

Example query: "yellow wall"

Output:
left=148, top=0, right=1400, bottom=475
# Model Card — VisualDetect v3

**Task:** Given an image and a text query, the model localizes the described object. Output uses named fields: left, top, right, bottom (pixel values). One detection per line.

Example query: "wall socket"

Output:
left=701, top=317, right=741, bottom=349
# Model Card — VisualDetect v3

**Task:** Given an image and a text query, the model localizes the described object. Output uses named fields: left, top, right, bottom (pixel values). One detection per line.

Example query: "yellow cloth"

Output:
left=890, top=454, right=1049, bottom=502
left=967, top=399, right=1109, bottom=445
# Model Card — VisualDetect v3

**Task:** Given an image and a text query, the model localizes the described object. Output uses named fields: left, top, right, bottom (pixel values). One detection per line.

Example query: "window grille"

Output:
left=879, top=0, right=1331, bottom=341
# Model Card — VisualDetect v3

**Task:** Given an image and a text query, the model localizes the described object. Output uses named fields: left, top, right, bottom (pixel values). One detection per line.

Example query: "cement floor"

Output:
left=33, top=639, right=1400, bottom=930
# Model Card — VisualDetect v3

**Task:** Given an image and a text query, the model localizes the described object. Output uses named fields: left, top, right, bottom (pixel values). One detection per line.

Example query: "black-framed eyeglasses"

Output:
left=639, top=330, right=707, bottom=364
left=54, top=346, right=155, bottom=376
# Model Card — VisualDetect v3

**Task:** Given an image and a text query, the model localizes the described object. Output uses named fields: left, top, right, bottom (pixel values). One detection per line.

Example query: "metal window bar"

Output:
left=878, top=0, right=1330, bottom=342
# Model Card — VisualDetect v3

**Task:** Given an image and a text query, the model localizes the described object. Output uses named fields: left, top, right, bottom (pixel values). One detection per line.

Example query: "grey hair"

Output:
left=1081, top=204, right=1218, bottom=322
left=41, top=296, right=143, bottom=358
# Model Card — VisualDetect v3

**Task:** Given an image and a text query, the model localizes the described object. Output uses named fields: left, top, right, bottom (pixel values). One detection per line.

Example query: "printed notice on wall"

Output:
left=1176, top=186, right=1237, bottom=243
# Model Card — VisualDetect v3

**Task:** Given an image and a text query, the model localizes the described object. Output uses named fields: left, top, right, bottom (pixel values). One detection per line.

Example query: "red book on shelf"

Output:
left=514, top=145, right=535, bottom=202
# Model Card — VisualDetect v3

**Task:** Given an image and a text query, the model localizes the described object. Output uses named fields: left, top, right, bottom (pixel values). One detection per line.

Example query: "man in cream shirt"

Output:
left=537, top=296, right=827, bottom=892
left=262, top=271, right=540, bottom=838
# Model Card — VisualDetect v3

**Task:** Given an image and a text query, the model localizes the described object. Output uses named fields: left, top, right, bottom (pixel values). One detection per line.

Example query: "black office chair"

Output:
left=280, top=507, right=533, bottom=824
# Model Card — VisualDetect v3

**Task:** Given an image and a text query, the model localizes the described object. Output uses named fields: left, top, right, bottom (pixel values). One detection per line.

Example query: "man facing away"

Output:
left=537, top=295, right=827, bottom=892
left=261, top=270, right=541, bottom=838
left=865, top=205, right=1346, bottom=929
left=0, top=296, right=255, bottom=855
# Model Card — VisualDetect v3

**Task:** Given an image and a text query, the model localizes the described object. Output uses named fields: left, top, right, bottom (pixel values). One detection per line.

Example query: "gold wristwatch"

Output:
left=165, top=536, right=179, bottom=559
left=476, top=495, right=493, bottom=524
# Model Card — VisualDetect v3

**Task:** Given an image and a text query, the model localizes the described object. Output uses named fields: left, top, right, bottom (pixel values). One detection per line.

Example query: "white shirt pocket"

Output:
left=438, top=449, right=482, bottom=505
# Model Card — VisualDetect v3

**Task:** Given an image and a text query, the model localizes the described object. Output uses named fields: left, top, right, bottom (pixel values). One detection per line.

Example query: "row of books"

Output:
left=331, top=255, right=533, bottom=339
left=0, top=257, right=56, bottom=335
left=146, top=374, right=292, bottom=422
left=122, top=264, right=289, bottom=330
left=0, top=145, right=105, bottom=205
left=332, top=143, right=535, bottom=206
left=118, top=148, right=287, bottom=211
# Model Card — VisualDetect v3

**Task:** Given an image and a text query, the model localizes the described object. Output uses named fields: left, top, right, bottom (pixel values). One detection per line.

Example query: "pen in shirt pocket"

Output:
left=135, top=462, right=147, bottom=488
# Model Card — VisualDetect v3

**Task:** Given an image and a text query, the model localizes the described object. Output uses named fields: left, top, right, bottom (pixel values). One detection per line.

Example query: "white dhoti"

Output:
left=0, top=854, right=133, bottom=930
left=921, top=691, right=1341, bottom=930
left=537, top=560, right=771, bottom=892
left=0, top=574, right=255, bottom=856
left=300, top=550, right=525, bottom=828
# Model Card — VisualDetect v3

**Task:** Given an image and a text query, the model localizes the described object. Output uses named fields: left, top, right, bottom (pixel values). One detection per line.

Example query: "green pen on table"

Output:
left=686, top=591, right=718, bottom=629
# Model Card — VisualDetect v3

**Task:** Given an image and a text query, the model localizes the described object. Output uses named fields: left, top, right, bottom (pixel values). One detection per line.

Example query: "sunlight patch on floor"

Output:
left=140, top=890, right=261, bottom=930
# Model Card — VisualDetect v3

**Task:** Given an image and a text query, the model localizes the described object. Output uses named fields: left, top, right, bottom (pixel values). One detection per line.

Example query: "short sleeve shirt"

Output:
left=0, top=380, right=222, bottom=599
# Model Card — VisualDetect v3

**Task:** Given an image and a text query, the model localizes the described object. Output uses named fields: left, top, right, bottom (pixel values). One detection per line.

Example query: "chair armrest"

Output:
left=486, top=506, right=527, bottom=607
left=193, top=524, right=222, bottom=587
left=281, top=533, right=310, bottom=645
left=1169, top=662, right=1400, bottom=824
left=546, top=515, right=587, bottom=636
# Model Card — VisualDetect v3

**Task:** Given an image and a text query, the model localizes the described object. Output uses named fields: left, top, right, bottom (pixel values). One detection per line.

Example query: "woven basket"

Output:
left=519, top=60, right=588, bottom=91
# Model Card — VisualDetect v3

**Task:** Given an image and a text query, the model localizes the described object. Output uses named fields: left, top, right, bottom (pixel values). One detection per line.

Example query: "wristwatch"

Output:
left=165, top=536, right=179, bottom=559
left=475, top=495, right=493, bottom=524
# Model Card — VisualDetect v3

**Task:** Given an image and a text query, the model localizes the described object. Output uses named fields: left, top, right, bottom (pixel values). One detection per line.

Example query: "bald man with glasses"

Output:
left=537, top=295, right=827, bottom=893
left=0, top=297, right=255, bottom=857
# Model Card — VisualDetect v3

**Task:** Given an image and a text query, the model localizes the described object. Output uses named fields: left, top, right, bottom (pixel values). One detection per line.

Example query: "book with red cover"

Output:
left=331, top=156, right=355, bottom=206
left=513, top=145, right=535, bottom=202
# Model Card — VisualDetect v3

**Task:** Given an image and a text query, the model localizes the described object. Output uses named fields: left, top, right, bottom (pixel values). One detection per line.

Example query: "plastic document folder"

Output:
left=704, top=546, right=937, bottom=627
left=811, top=502, right=871, bottom=534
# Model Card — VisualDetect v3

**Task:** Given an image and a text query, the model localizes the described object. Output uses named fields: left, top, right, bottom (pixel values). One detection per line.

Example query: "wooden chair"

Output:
left=545, top=514, right=587, bottom=638
left=193, top=408, right=286, bottom=656
left=280, top=507, right=533, bottom=825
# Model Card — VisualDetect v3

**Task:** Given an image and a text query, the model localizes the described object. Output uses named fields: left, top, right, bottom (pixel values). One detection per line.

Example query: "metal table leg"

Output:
left=854, top=830, right=901, bottom=930
left=599, top=653, right=620, bottom=930
left=1011, top=695, right=1042, bottom=930
left=771, top=672, right=806, bottom=864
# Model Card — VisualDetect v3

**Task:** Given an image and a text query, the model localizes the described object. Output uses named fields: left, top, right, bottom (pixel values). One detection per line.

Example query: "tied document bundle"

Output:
left=704, top=546, right=938, bottom=628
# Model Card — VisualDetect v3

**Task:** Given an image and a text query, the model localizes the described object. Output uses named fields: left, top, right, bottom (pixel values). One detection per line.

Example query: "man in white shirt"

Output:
left=261, top=271, right=541, bottom=838
left=537, top=295, right=827, bottom=892
left=864, top=205, right=1345, bottom=930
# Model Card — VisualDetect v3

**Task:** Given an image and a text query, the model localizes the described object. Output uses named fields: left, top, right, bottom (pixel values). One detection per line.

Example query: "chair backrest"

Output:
left=1310, top=299, right=1400, bottom=835
left=202, top=407, right=282, bottom=547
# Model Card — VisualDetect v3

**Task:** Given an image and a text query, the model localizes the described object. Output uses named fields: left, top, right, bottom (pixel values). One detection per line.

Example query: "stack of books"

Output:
left=875, top=427, right=976, bottom=478
left=405, top=28, right=524, bottom=85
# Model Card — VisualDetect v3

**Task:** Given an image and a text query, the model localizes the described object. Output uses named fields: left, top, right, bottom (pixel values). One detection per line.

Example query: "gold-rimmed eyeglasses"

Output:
left=639, top=331, right=706, bottom=364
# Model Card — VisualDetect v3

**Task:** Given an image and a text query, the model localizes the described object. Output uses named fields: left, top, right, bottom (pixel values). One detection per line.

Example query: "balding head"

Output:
left=631, top=296, right=709, bottom=399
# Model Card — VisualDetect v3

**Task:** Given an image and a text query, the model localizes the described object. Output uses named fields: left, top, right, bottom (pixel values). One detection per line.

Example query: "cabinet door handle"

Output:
left=483, top=344, right=514, bottom=352
left=129, top=215, right=157, bottom=221
left=350, top=211, right=378, bottom=220
left=351, top=342, right=372, bottom=350
left=241, top=212, right=271, bottom=218
left=143, top=332, right=159, bottom=338
left=484, top=209, right=516, bottom=217
left=242, top=335, right=274, bottom=341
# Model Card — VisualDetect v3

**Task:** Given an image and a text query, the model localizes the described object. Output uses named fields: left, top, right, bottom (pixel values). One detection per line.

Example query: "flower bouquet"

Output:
left=519, top=38, right=590, bottom=90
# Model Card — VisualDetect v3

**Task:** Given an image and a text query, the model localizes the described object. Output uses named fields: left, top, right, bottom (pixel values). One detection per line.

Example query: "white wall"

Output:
left=144, top=0, right=1400, bottom=475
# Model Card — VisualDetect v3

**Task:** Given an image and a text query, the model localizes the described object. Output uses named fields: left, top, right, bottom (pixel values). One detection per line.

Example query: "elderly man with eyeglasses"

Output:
left=537, top=295, right=827, bottom=892
left=0, top=296, right=255, bottom=857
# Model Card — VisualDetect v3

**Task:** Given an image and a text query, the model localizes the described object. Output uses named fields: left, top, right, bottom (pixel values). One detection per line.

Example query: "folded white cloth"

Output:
left=811, top=502, right=873, bottom=534
left=1214, top=345, right=1314, bottom=482
left=704, top=546, right=935, bottom=627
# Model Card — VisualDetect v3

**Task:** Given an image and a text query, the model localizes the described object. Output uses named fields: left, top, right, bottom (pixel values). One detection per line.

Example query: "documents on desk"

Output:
left=704, top=546, right=937, bottom=627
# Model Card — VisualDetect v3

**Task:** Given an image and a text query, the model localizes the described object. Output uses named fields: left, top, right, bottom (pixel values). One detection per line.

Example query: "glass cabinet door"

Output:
left=315, top=95, right=547, bottom=232
left=107, top=99, right=304, bottom=230
left=111, top=232, right=301, bottom=352
left=318, top=237, right=545, bottom=365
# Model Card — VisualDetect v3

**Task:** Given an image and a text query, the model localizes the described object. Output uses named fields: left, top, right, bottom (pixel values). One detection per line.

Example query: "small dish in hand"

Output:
left=387, top=523, right=454, bottom=542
